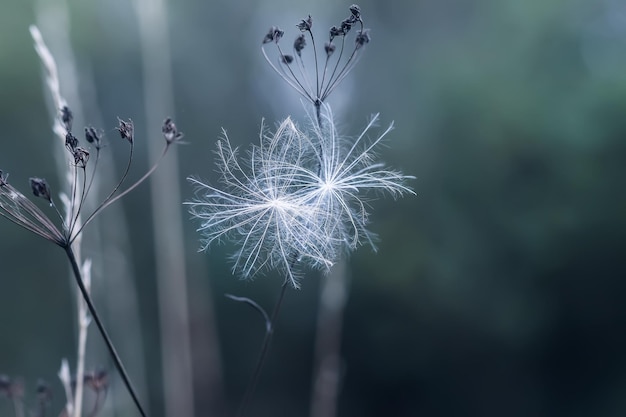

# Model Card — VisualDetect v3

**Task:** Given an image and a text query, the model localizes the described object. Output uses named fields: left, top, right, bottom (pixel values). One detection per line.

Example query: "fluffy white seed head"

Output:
left=187, top=105, right=414, bottom=288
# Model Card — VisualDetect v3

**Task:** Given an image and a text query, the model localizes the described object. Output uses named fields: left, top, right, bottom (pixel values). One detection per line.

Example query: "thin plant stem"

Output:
left=309, top=30, right=320, bottom=98
left=64, top=245, right=147, bottom=417
left=309, top=260, right=349, bottom=417
left=80, top=147, right=101, bottom=217
left=73, top=258, right=91, bottom=417
left=224, top=294, right=271, bottom=332
left=134, top=0, right=198, bottom=414
left=315, top=101, right=322, bottom=129
left=58, top=359, right=75, bottom=417
left=236, top=280, right=289, bottom=417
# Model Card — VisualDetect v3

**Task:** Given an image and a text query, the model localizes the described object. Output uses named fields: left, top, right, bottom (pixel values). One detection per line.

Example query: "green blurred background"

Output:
left=1, top=0, right=625, bottom=416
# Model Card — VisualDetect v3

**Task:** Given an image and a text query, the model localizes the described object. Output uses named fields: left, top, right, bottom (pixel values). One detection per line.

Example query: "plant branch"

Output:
left=64, top=245, right=147, bottom=417
left=224, top=294, right=271, bottom=333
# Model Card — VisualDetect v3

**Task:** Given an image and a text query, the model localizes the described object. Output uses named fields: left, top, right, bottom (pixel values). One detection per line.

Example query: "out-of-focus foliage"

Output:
left=0, top=0, right=625, bottom=416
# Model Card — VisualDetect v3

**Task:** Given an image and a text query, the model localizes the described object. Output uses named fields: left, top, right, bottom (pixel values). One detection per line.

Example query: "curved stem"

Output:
left=307, top=29, right=320, bottom=98
left=64, top=246, right=147, bottom=417
left=236, top=280, right=289, bottom=417
left=225, top=294, right=271, bottom=333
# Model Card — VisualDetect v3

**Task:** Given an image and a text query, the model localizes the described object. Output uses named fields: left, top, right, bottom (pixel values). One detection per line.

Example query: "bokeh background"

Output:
left=1, top=0, right=625, bottom=416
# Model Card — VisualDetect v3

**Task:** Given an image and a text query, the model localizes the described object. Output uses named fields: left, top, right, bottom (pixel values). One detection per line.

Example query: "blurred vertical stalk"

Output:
left=310, top=260, right=350, bottom=417
left=31, top=4, right=90, bottom=415
left=35, top=0, right=149, bottom=414
left=132, top=1, right=200, bottom=416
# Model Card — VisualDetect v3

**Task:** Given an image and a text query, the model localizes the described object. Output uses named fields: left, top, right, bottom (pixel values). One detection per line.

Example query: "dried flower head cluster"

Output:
left=0, top=106, right=183, bottom=248
left=262, top=4, right=369, bottom=122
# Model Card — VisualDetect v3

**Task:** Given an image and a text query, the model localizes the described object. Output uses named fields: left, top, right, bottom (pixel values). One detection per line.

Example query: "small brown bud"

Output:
left=65, top=132, right=79, bottom=151
left=330, top=26, right=342, bottom=41
left=341, top=18, right=353, bottom=34
left=162, top=117, right=184, bottom=144
left=349, top=4, right=361, bottom=19
left=281, top=54, right=294, bottom=64
left=60, top=106, right=73, bottom=131
left=263, top=26, right=284, bottom=44
left=296, top=15, right=312, bottom=32
left=117, top=118, right=134, bottom=143
left=85, top=126, right=101, bottom=148
left=73, top=147, right=90, bottom=168
left=294, top=34, right=306, bottom=56
left=30, top=178, right=52, bottom=202
left=324, top=42, right=336, bottom=57
left=355, top=29, right=370, bottom=48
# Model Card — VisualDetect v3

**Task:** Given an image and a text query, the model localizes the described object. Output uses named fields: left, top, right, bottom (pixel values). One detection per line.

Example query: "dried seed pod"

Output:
left=297, top=15, right=312, bottom=32
left=294, top=34, right=306, bottom=56
left=60, top=106, right=73, bottom=131
left=162, top=117, right=184, bottom=144
left=117, top=118, right=134, bottom=144
left=263, top=26, right=284, bottom=44
left=30, top=178, right=51, bottom=202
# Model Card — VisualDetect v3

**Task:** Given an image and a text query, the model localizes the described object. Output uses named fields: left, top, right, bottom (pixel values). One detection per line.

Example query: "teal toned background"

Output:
left=1, top=0, right=625, bottom=416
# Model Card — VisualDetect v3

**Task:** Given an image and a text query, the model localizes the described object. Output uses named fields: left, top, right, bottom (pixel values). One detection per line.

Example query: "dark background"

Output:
left=1, top=0, right=625, bottom=416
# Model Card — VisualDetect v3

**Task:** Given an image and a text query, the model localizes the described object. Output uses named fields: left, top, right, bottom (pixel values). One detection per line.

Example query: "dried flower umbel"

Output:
left=0, top=108, right=182, bottom=248
left=262, top=4, right=370, bottom=125
left=0, top=106, right=182, bottom=417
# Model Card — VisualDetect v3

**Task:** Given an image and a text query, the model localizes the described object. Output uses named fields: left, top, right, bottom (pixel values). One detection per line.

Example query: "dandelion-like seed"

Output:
left=187, top=105, right=414, bottom=288
left=187, top=118, right=331, bottom=288
left=295, top=105, right=415, bottom=252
